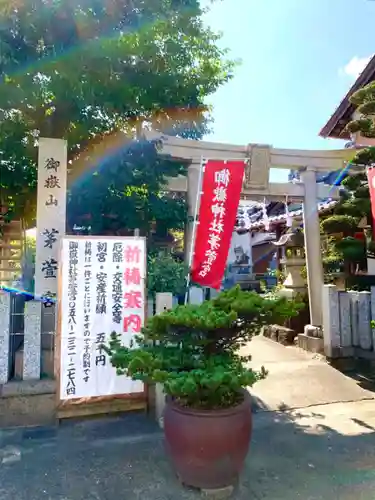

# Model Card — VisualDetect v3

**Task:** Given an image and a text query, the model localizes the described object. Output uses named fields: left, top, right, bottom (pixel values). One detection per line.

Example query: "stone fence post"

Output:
left=154, top=292, right=174, bottom=428
left=189, top=286, right=204, bottom=304
left=0, top=293, right=11, bottom=383
left=23, top=301, right=42, bottom=380
left=321, top=284, right=340, bottom=358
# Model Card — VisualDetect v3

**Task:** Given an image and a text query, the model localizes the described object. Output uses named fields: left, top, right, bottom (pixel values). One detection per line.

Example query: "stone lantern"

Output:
left=273, top=230, right=307, bottom=298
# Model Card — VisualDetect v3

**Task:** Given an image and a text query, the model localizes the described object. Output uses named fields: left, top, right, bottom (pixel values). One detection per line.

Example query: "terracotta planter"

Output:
left=164, top=390, right=252, bottom=489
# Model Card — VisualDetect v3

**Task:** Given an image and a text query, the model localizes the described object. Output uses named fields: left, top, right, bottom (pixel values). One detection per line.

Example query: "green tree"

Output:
left=0, top=0, right=235, bottom=236
left=320, top=81, right=375, bottom=276
left=67, top=138, right=189, bottom=237
left=147, top=252, right=187, bottom=298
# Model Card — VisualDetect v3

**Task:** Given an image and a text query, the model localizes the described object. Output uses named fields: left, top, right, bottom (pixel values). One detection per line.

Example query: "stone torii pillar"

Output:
left=300, top=168, right=324, bottom=329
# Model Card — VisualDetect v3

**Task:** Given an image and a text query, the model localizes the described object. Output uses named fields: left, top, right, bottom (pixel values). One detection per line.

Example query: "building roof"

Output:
left=319, top=54, right=375, bottom=140
left=235, top=199, right=337, bottom=231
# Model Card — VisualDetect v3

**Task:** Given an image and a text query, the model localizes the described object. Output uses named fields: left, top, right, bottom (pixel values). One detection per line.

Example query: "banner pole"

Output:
left=184, top=157, right=206, bottom=304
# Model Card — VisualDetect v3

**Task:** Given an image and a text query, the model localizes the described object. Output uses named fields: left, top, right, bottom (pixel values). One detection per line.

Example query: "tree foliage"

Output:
left=67, top=138, right=189, bottom=236
left=320, top=80, right=375, bottom=275
left=105, top=286, right=303, bottom=409
left=320, top=214, right=359, bottom=235
left=0, top=0, right=235, bottom=235
left=147, top=252, right=187, bottom=298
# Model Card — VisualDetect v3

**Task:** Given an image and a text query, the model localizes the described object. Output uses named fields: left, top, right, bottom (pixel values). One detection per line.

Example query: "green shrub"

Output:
left=320, top=215, right=358, bottom=235
left=105, top=286, right=303, bottom=410
left=147, top=253, right=187, bottom=297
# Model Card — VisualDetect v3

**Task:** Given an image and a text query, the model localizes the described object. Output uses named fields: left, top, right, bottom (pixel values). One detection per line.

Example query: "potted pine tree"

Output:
left=105, top=286, right=302, bottom=490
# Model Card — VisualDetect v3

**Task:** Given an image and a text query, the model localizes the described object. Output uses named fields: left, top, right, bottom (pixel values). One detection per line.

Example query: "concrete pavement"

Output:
left=247, top=399, right=375, bottom=499
left=247, top=336, right=375, bottom=411
left=2, top=336, right=375, bottom=499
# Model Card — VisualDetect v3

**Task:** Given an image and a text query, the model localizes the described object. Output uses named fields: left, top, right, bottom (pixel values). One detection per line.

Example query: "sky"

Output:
left=201, top=0, right=375, bottom=181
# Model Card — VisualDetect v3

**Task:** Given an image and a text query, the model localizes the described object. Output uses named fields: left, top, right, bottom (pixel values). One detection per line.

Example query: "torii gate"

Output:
left=144, top=130, right=355, bottom=332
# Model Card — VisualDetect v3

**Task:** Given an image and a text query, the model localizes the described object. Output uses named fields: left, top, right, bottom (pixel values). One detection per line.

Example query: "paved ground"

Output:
left=2, top=336, right=375, bottom=499
left=247, top=336, right=375, bottom=411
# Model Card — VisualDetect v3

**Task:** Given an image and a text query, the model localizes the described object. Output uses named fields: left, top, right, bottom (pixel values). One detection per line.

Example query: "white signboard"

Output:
left=35, top=138, right=67, bottom=301
left=59, top=236, right=145, bottom=400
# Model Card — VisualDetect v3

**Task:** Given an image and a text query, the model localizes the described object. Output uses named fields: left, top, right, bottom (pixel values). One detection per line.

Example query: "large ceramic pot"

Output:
left=163, top=390, right=252, bottom=489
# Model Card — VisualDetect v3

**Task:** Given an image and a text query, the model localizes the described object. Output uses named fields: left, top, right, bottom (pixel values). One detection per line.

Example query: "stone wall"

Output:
left=0, top=380, right=56, bottom=428
left=263, top=324, right=297, bottom=345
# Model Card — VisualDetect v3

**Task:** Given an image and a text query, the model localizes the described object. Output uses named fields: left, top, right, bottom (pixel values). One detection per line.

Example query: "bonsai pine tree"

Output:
left=105, top=287, right=303, bottom=409
left=320, top=80, right=375, bottom=277
left=320, top=183, right=367, bottom=277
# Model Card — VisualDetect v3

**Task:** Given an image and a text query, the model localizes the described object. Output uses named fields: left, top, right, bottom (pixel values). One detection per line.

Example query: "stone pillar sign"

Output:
left=34, top=138, right=67, bottom=301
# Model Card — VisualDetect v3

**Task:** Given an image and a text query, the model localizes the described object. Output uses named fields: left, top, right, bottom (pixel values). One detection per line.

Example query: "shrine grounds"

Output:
left=2, top=337, right=375, bottom=499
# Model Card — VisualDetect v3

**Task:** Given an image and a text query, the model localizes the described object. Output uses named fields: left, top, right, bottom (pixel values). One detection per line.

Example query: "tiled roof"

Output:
left=235, top=199, right=337, bottom=230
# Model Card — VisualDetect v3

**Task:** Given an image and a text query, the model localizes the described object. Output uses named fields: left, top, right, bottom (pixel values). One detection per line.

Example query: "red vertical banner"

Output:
left=367, top=167, right=375, bottom=232
left=191, top=160, right=245, bottom=289
left=366, top=168, right=375, bottom=273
